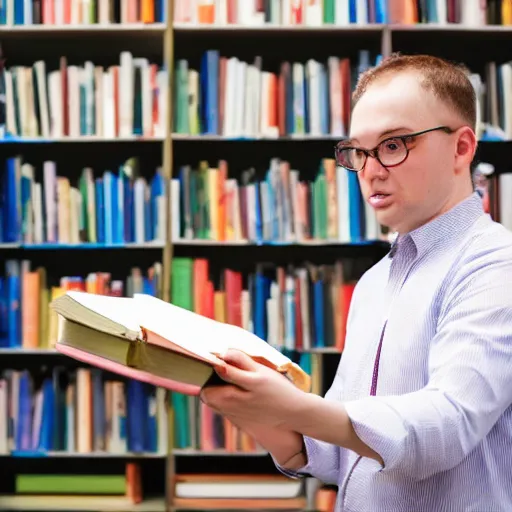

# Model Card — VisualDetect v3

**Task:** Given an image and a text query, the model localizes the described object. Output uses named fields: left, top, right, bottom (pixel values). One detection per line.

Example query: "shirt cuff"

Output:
left=344, top=397, right=409, bottom=473
left=272, top=435, right=317, bottom=478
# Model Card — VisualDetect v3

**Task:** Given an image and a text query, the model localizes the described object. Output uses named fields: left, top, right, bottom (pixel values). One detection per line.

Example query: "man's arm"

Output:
left=283, top=258, right=512, bottom=481
left=226, top=418, right=306, bottom=469
left=229, top=417, right=341, bottom=485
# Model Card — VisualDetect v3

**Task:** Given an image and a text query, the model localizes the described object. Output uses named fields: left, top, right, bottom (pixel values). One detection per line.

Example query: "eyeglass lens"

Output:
left=336, top=137, right=408, bottom=171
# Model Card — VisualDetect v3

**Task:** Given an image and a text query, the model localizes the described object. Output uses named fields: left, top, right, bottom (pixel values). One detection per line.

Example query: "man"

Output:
left=200, top=53, right=512, bottom=511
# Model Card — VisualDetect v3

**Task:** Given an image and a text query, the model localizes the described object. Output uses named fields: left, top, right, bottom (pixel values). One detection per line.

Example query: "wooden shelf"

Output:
left=172, top=449, right=268, bottom=457
left=171, top=497, right=306, bottom=510
left=0, top=135, right=164, bottom=144
left=0, top=23, right=166, bottom=36
left=0, top=495, right=166, bottom=511
left=0, top=242, right=165, bottom=250
left=3, top=451, right=166, bottom=459
left=173, top=22, right=512, bottom=34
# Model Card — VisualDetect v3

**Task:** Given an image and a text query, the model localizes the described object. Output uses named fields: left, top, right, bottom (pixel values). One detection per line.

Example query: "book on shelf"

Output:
left=173, top=46, right=498, bottom=142
left=173, top=0, right=511, bottom=27
left=173, top=48, right=376, bottom=139
left=0, top=255, right=360, bottom=355
left=173, top=0, right=388, bottom=26
left=0, top=156, right=166, bottom=245
left=0, top=153, right=382, bottom=247
left=3, top=51, right=167, bottom=140
left=0, top=365, right=168, bottom=457
left=0, top=259, right=163, bottom=350
left=12, top=464, right=145, bottom=505
left=171, top=156, right=380, bottom=245
left=1, top=0, right=166, bottom=26
left=173, top=473, right=301, bottom=499
left=50, top=290, right=312, bottom=395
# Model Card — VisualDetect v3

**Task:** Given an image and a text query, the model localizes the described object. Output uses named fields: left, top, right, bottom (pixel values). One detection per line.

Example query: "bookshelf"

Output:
left=0, top=1, right=173, bottom=512
left=1, top=0, right=512, bottom=511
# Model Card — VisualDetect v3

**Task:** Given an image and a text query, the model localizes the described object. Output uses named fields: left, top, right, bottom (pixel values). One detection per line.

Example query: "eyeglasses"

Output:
left=334, top=125, right=455, bottom=172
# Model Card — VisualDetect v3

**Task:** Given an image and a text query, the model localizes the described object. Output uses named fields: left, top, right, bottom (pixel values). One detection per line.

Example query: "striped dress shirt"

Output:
left=277, top=192, right=512, bottom=511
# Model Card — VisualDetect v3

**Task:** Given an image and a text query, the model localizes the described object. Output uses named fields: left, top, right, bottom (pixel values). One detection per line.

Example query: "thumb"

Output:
left=214, top=349, right=257, bottom=390
left=220, top=349, right=258, bottom=371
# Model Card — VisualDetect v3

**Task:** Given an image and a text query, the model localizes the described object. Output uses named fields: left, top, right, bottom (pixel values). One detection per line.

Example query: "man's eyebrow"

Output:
left=344, top=126, right=414, bottom=145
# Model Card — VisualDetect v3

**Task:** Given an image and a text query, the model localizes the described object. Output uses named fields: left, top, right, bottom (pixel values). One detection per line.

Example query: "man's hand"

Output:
left=200, top=349, right=306, bottom=429
left=201, top=348, right=383, bottom=467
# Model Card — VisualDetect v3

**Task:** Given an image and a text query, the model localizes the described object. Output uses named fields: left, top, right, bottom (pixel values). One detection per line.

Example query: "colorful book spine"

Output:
left=0, top=366, right=168, bottom=457
left=170, top=157, right=381, bottom=244
left=172, top=49, right=376, bottom=138
left=0, top=260, right=163, bottom=350
left=3, top=52, right=167, bottom=140
left=173, top=0, right=509, bottom=27
left=0, top=0, right=166, bottom=26
left=0, top=157, right=165, bottom=245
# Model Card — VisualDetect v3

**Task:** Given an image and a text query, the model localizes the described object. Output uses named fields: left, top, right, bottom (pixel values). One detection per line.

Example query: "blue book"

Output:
left=95, top=179, right=105, bottom=244
left=313, top=278, right=325, bottom=348
left=16, top=372, right=32, bottom=451
left=38, top=378, right=54, bottom=452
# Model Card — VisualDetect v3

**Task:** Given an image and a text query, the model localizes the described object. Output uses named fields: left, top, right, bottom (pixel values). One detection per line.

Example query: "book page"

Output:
left=133, top=294, right=291, bottom=367
left=66, top=292, right=142, bottom=334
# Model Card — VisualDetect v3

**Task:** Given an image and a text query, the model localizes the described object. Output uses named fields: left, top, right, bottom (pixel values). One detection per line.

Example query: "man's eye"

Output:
left=383, top=141, right=400, bottom=152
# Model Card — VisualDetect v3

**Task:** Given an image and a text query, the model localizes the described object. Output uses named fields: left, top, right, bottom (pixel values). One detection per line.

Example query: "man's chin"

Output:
left=374, top=210, right=398, bottom=232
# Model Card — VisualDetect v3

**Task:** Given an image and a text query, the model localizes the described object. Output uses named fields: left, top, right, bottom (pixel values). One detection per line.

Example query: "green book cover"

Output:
left=171, top=258, right=193, bottom=311
left=16, top=474, right=125, bottom=495
left=324, top=0, right=335, bottom=23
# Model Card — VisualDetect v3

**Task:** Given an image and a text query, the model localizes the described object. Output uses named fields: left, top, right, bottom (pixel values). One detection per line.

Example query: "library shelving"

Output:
left=2, top=1, right=512, bottom=511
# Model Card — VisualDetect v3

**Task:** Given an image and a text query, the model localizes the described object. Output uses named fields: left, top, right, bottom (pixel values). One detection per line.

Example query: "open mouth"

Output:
left=368, top=193, right=392, bottom=208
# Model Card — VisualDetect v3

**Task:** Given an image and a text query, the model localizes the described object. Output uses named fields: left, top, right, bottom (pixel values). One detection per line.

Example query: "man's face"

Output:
left=348, top=71, right=460, bottom=234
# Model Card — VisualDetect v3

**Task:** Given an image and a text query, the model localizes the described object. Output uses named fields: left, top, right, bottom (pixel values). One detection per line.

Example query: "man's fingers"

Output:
left=219, top=348, right=258, bottom=371
left=216, top=362, right=256, bottom=390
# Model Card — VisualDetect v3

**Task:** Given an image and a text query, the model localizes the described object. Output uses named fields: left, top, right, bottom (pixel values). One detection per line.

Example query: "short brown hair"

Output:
left=352, top=53, right=476, bottom=131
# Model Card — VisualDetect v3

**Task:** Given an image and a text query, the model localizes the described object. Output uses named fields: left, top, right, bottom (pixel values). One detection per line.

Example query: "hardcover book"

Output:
left=50, top=291, right=311, bottom=396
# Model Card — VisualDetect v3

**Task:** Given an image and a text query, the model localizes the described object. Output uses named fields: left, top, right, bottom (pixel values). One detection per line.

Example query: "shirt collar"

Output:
left=389, top=192, right=485, bottom=260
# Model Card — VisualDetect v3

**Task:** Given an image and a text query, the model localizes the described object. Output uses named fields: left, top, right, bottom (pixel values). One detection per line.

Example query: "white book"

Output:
left=48, top=71, right=63, bottom=138
left=33, top=61, right=50, bottom=138
left=119, top=52, right=134, bottom=137
left=336, top=165, right=351, bottom=242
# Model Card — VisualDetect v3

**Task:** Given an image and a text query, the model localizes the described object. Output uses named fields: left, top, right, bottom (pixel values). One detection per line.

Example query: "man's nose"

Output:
left=362, top=154, right=388, bottom=181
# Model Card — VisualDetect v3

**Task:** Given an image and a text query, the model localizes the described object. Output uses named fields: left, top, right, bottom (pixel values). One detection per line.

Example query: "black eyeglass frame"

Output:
left=334, top=125, right=455, bottom=172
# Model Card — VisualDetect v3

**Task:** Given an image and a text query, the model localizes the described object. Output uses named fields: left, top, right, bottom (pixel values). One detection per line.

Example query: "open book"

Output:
left=50, top=291, right=311, bottom=396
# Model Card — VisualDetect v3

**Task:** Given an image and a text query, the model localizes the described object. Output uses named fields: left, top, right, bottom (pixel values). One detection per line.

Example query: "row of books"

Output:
left=173, top=49, right=377, bottom=138
left=0, top=367, right=168, bottom=456
left=172, top=157, right=380, bottom=245
left=478, top=61, right=512, bottom=141
left=168, top=256, right=358, bottom=353
left=0, top=356, right=322, bottom=456
left=1, top=157, right=166, bottom=245
left=0, top=52, right=507, bottom=144
left=0, top=260, right=163, bottom=350
left=173, top=0, right=511, bottom=26
left=4, top=52, right=167, bottom=140
left=1, top=0, right=166, bottom=26
left=0, top=154, right=380, bottom=246
left=3, top=157, right=507, bottom=250
left=0, top=254, right=361, bottom=353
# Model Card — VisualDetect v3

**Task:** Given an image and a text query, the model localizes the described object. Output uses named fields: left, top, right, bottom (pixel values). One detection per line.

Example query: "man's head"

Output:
left=338, top=53, right=478, bottom=234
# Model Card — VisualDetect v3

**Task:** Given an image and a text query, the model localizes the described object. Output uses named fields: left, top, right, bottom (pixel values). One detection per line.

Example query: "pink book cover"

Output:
left=55, top=343, right=203, bottom=396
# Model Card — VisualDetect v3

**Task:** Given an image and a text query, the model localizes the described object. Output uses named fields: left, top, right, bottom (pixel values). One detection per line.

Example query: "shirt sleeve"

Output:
left=272, top=435, right=341, bottom=485
left=343, top=255, right=512, bottom=481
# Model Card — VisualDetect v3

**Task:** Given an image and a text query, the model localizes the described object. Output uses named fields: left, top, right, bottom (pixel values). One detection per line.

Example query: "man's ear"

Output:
left=454, top=126, right=477, bottom=175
